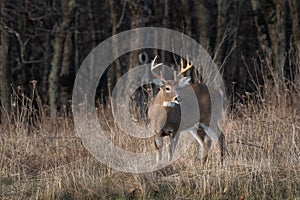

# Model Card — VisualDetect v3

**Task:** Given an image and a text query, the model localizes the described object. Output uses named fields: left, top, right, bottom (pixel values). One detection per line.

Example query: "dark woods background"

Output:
left=0, top=0, right=299, bottom=117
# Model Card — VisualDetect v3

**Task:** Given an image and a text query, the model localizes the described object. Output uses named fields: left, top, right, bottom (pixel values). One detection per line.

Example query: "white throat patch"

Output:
left=162, top=101, right=176, bottom=107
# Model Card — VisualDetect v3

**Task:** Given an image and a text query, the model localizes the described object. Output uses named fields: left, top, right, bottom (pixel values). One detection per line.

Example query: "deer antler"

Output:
left=151, top=56, right=166, bottom=82
left=177, top=56, right=193, bottom=77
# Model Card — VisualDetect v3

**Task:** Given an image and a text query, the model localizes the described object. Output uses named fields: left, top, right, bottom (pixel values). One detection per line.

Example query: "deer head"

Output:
left=150, top=56, right=192, bottom=107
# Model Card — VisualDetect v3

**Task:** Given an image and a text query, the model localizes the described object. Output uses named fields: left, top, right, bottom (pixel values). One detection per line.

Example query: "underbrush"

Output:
left=0, top=80, right=299, bottom=199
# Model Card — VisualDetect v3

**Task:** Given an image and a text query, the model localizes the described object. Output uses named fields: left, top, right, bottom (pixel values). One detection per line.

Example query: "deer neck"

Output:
left=154, top=93, right=176, bottom=108
left=162, top=101, right=176, bottom=107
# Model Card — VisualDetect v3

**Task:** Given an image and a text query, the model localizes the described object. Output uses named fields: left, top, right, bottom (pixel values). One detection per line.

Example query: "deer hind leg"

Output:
left=216, top=126, right=226, bottom=164
left=200, top=122, right=226, bottom=164
left=198, top=128, right=212, bottom=165
left=189, top=128, right=212, bottom=165
left=209, top=125, right=226, bottom=164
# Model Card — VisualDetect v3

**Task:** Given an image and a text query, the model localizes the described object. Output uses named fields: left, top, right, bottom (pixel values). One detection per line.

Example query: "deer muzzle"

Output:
left=173, top=96, right=182, bottom=104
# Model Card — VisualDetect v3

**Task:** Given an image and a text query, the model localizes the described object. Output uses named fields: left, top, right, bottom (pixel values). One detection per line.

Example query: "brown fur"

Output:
left=148, top=81, right=225, bottom=164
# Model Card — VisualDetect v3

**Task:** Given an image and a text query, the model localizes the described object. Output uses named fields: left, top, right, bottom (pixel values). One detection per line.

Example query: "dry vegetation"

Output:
left=0, top=77, right=300, bottom=200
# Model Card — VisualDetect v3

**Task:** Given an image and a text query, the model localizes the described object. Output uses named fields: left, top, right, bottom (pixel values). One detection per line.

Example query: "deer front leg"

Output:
left=167, top=134, right=174, bottom=161
left=154, top=136, right=163, bottom=163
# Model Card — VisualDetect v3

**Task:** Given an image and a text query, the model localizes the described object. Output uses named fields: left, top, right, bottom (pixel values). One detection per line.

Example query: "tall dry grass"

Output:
left=1, top=70, right=300, bottom=200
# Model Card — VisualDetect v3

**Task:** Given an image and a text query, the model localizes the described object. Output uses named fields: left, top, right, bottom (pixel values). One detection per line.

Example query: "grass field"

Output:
left=0, top=80, right=300, bottom=199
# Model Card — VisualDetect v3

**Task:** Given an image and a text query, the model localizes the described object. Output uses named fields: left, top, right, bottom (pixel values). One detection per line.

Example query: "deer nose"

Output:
left=173, top=96, right=182, bottom=104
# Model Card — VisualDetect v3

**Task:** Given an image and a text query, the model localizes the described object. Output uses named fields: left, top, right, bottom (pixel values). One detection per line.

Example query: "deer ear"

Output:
left=153, top=79, right=164, bottom=88
left=178, top=77, right=191, bottom=88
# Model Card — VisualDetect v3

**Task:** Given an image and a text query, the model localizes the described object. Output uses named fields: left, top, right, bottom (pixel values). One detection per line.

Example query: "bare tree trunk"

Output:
left=48, top=0, right=76, bottom=117
left=48, top=29, right=63, bottom=117
left=161, top=0, right=168, bottom=64
left=193, top=0, right=218, bottom=83
left=42, top=33, right=51, bottom=99
left=251, top=0, right=286, bottom=91
left=74, top=9, right=79, bottom=72
left=108, top=0, right=122, bottom=81
left=287, top=0, right=300, bottom=84
left=194, top=0, right=210, bottom=49
left=180, top=0, right=191, bottom=36
left=216, top=0, right=240, bottom=58
left=129, top=2, right=144, bottom=70
left=106, top=0, right=123, bottom=98
left=288, top=0, right=300, bottom=42
left=0, top=0, right=10, bottom=112
left=270, top=0, right=286, bottom=86
left=59, top=32, right=73, bottom=108
left=216, top=0, right=238, bottom=97
left=0, top=30, right=9, bottom=111
left=250, top=0, right=271, bottom=53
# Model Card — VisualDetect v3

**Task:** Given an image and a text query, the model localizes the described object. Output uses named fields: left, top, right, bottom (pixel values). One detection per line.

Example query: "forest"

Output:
left=0, top=0, right=299, bottom=114
left=0, top=0, right=299, bottom=199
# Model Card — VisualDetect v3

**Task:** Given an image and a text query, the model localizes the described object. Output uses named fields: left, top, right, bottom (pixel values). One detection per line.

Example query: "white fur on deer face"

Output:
left=153, top=77, right=191, bottom=107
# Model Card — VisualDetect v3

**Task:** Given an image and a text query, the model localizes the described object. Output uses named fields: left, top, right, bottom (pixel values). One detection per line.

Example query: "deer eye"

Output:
left=165, top=86, right=171, bottom=92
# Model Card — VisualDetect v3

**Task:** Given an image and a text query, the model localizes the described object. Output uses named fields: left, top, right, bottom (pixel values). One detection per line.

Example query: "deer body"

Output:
left=148, top=57, right=225, bottom=164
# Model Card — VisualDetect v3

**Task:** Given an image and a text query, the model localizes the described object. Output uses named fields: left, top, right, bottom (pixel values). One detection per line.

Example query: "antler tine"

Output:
left=174, top=58, right=183, bottom=80
left=177, top=56, right=193, bottom=76
left=151, top=56, right=166, bottom=82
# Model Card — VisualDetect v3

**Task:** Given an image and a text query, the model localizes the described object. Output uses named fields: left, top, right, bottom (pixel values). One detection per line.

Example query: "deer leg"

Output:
left=208, top=125, right=226, bottom=164
left=167, top=134, right=174, bottom=161
left=170, top=131, right=180, bottom=160
left=216, top=126, right=226, bottom=164
left=189, top=128, right=211, bottom=165
left=198, top=128, right=212, bottom=165
left=200, top=122, right=226, bottom=164
left=154, top=136, right=163, bottom=162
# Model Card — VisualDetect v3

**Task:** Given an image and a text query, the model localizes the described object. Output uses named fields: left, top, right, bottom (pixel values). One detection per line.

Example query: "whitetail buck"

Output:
left=148, top=56, right=225, bottom=164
